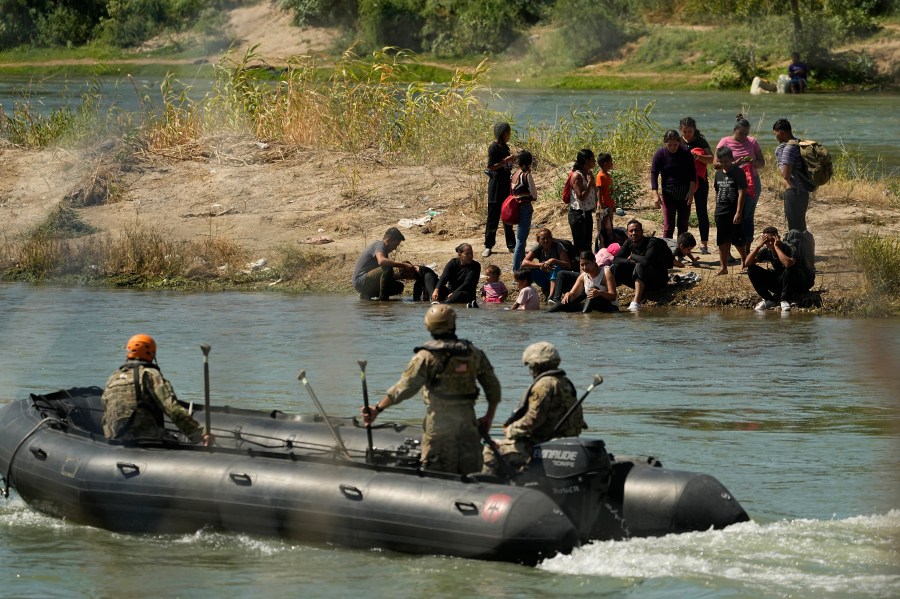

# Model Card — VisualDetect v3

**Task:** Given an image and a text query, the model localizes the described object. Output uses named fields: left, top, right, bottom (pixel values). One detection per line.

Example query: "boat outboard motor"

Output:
left=522, top=438, right=611, bottom=542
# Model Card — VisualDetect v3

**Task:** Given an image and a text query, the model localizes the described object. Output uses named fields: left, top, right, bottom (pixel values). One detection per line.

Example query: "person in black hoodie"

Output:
left=432, top=243, right=482, bottom=306
left=610, top=219, right=673, bottom=312
left=482, top=122, right=517, bottom=257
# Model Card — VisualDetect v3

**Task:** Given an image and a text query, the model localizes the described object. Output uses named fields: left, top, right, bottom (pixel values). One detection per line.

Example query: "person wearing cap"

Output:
left=482, top=342, right=583, bottom=475
left=351, top=227, right=419, bottom=300
left=361, top=305, right=501, bottom=474
left=101, top=334, right=210, bottom=444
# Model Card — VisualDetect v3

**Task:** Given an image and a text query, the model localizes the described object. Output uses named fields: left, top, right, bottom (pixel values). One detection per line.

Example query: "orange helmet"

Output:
left=126, top=334, right=157, bottom=362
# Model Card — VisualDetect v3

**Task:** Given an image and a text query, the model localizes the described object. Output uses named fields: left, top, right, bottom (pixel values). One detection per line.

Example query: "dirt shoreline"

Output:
left=2, top=142, right=897, bottom=314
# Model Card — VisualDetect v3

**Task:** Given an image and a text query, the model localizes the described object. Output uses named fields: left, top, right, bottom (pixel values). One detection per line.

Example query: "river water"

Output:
left=1, top=75, right=898, bottom=170
left=1, top=283, right=898, bottom=598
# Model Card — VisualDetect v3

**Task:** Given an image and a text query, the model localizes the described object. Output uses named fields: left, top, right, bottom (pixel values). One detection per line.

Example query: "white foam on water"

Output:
left=540, top=511, right=900, bottom=597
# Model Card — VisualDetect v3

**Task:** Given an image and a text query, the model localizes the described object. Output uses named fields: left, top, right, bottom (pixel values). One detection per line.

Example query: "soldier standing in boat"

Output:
left=483, top=342, right=584, bottom=474
left=361, top=305, right=501, bottom=474
left=101, top=334, right=211, bottom=444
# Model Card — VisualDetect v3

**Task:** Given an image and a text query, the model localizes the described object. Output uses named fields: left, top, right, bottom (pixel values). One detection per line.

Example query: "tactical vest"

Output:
left=103, top=362, right=165, bottom=438
left=414, top=339, right=480, bottom=401
left=504, top=368, right=567, bottom=426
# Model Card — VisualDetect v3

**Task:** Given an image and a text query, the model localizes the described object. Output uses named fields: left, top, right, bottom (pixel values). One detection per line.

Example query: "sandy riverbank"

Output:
left=2, top=140, right=898, bottom=314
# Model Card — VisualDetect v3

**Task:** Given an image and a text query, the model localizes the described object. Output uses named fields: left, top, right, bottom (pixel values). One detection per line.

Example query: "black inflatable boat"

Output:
left=0, top=387, right=749, bottom=564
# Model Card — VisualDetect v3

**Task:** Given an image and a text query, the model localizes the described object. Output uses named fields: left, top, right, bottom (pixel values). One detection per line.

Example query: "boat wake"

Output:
left=540, top=510, right=900, bottom=597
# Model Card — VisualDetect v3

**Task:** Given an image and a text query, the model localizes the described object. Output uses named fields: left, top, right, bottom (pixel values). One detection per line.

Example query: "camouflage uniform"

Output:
left=385, top=338, right=501, bottom=474
left=101, top=361, right=202, bottom=442
left=483, top=370, right=583, bottom=472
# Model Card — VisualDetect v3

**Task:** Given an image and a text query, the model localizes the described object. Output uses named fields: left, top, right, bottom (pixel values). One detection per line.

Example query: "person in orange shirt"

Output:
left=593, top=153, right=615, bottom=251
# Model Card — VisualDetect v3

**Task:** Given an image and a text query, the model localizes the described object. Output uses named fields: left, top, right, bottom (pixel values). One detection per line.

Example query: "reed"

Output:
left=850, top=232, right=900, bottom=296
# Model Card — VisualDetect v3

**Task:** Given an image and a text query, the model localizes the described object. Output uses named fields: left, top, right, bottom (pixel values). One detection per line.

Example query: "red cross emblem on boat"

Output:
left=482, top=493, right=511, bottom=524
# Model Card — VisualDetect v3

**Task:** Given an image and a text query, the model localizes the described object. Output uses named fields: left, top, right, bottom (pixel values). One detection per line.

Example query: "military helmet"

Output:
left=424, top=304, right=457, bottom=334
left=126, top=334, right=157, bottom=362
left=522, top=341, right=560, bottom=368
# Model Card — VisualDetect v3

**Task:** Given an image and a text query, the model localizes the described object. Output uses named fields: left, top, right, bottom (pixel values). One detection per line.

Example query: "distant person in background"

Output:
left=651, top=130, right=697, bottom=240
left=594, top=153, right=616, bottom=251
left=567, top=149, right=598, bottom=255
left=716, top=114, right=765, bottom=257
left=432, top=243, right=481, bottom=306
left=511, top=150, right=537, bottom=272
left=789, top=52, right=808, bottom=93
left=680, top=117, right=713, bottom=255
left=773, top=118, right=810, bottom=232
left=483, top=122, right=516, bottom=258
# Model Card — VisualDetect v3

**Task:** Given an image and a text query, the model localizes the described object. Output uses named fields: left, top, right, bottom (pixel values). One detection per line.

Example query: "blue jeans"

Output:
left=512, top=202, right=534, bottom=273
left=740, top=174, right=761, bottom=245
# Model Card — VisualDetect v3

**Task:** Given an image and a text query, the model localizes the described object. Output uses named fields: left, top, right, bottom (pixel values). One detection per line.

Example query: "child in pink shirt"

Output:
left=480, top=264, right=509, bottom=303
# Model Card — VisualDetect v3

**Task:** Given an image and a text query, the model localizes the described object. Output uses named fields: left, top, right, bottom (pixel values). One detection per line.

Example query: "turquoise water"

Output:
left=1, top=284, right=898, bottom=597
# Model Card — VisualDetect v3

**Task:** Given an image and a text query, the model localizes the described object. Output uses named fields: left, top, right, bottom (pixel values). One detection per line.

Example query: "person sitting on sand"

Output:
left=788, top=52, right=808, bottom=93
left=432, top=243, right=481, bottom=306
left=521, top=227, right=572, bottom=302
left=550, top=251, right=619, bottom=313
left=610, top=219, right=673, bottom=312
left=481, top=264, right=508, bottom=303
left=713, top=146, right=748, bottom=275
left=352, top=227, right=418, bottom=300
left=745, top=226, right=809, bottom=312
left=509, top=269, right=540, bottom=311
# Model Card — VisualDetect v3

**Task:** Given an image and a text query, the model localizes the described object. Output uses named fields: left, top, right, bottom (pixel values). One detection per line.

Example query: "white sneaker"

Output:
left=481, top=247, right=492, bottom=257
left=755, top=300, right=778, bottom=311
left=628, top=301, right=641, bottom=312
left=781, top=301, right=792, bottom=312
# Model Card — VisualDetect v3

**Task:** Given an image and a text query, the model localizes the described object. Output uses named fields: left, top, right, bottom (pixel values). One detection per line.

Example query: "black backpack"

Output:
left=783, top=229, right=816, bottom=289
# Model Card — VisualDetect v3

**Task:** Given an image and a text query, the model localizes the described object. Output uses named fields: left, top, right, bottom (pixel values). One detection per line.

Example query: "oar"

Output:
left=549, top=374, right=603, bottom=437
left=298, top=370, right=352, bottom=460
left=200, top=344, right=212, bottom=442
left=357, top=360, right=375, bottom=464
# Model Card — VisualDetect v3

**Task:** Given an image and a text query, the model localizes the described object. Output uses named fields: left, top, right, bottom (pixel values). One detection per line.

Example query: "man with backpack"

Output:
left=745, top=226, right=813, bottom=312
left=773, top=118, right=811, bottom=231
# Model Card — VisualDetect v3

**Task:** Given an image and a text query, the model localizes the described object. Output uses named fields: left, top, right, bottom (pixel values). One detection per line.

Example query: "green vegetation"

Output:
left=851, top=232, right=900, bottom=297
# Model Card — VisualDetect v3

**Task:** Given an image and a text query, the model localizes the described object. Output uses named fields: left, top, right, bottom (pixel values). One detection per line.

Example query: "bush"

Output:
left=851, top=232, right=900, bottom=295
left=709, top=64, right=744, bottom=89
left=281, top=0, right=359, bottom=27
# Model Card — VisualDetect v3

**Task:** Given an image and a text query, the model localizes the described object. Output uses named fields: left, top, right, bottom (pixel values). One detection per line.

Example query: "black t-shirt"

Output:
left=714, top=166, right=747, bottom=217
left=758, top=243, right=795, bottom=272
left=487, top=141, right=511, bottom=203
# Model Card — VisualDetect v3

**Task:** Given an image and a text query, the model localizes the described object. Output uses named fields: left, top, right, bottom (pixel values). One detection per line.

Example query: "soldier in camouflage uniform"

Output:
left=483, top=341, right=584, bottom=474
left=101, top=334, right=209, bottom=444
left=361, top=305, right=501, bottom=474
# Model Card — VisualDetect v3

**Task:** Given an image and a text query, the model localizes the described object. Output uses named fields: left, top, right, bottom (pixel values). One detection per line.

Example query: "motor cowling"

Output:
left=521, top=438, right=611, bottom=542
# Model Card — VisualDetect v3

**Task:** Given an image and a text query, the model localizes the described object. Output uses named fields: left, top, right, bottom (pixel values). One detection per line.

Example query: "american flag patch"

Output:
left=454, top=363, right=469, bottom=373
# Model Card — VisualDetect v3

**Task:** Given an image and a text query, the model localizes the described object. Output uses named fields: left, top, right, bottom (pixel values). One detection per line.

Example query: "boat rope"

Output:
left=2, top=417, right=63, bottom=499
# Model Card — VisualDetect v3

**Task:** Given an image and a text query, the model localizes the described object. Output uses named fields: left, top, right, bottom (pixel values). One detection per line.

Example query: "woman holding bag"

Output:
left=509, top=151, right=537, bottom=272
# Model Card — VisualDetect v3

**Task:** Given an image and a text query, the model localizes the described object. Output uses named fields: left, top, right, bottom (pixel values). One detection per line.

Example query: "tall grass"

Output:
left=139, top=47, right=498, bottom=167
left=851, top=232, right=900, bottom=296
left=0, top=87, right=101, bottom=148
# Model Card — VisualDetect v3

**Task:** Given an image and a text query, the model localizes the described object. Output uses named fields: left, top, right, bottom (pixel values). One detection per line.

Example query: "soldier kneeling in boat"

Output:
left=483, top=342, right=585, bottom=475
left=102, top=334, right=211, bottom=445
left=361, top=305, right=501, bottom=474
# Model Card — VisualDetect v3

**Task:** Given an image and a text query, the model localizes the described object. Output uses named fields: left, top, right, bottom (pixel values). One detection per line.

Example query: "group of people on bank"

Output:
left=350, top=113, right=815, bottom=312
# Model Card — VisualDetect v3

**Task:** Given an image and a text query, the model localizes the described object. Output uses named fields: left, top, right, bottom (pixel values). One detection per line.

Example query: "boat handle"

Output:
left=29, top=447, right=48, bottom=460
left=229, top=472, right=252, bottom=486
left=339, top=484, right=363, bottom=500
left=116, top=462, right=140, bottom=476
left=454, top=501, right=478, bottom=515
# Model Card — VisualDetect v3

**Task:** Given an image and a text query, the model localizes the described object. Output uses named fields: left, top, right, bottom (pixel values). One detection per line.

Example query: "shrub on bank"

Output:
left=851, top=232, right=900, bottom=296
